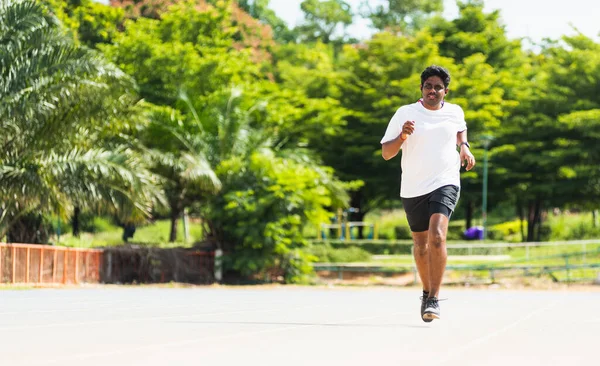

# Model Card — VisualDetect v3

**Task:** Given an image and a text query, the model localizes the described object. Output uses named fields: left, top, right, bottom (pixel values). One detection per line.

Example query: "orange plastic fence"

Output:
left=0, top=243, right=103, bottom=284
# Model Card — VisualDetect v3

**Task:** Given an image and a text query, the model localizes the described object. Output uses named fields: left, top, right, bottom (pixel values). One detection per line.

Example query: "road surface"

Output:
left=1, top=286, right=598, bottom=365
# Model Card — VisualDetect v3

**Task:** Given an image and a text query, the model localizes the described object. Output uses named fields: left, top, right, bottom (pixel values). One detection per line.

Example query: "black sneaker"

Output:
left=423, top=297, right=440, bottom=321
left=420, top=291, right=433, bottom=323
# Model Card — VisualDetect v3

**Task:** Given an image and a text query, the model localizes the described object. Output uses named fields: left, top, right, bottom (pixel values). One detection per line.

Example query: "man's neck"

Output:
left=420, top=99, right=444, bottom=111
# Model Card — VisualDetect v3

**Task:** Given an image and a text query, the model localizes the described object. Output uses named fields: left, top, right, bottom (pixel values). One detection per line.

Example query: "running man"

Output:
left=380, top=65, right=475, bottom=322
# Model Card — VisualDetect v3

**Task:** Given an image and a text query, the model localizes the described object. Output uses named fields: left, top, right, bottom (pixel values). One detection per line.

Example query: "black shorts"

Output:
left=401, top=185, right=460, bottom=233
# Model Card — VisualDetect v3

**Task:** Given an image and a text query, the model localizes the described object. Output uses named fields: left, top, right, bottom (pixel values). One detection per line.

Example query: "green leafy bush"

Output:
left=307, top=243, right=371, bottom=263
left=209, top=152, right=350, bottom=283
left=488, top=220, right=525, bottom=242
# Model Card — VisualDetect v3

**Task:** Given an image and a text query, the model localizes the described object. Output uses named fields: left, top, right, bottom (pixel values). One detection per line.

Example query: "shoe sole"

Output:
left=422, top=312, right=440, bottom=320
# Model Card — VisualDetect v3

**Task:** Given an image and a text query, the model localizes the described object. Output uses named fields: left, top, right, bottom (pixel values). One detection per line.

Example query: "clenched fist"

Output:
left=401, top=121, right=415, bottom=139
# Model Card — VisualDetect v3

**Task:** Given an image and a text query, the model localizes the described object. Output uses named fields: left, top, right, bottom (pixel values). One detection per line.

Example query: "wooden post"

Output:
left=345, top=223, right=351, bottom=242
left=74, top=251, right=78, bottom=284
left=84, top=252, right=89, bottom=282
left=52, top=249, right=58, bottom=283
left=12, top=246, right=16, bottom=283
left=63, top=249, right=68, bottom=284
left=100, top=252, right=103, bottom=282
left=97, top=252, right=102, bottom=282
left=26, top=247, right=30, bottom=283
left=39, top=247, right=44, bottom=284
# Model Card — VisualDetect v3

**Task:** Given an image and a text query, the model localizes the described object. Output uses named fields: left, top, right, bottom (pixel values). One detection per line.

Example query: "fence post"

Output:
left=26, top=247, right=30, bottom=283
left=98, top=252, right=102, bottom=282
left=214, top=249, right=223, bottom=282
left=52, top=249, right=58, bottom=282
left=85, top=252, right=89, bottom=282
left=566, top=255, right=571, bottom=283
left=74, top=251, right=78, bottom=284
left=106, top=251, right=112, bottom=282
left=12, top=246, right=16, bottom=284
left=39, top=247, right=44, bottom=284
left=63, top=249, right=68, bottom=284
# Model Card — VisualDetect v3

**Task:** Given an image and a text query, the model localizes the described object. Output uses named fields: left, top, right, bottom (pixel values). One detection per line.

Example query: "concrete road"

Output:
left=1, top=286, right=598, bottom=366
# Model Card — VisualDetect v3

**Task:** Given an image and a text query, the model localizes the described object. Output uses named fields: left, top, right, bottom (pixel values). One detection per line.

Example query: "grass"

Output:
left=51, top=218, right=204, bottom=248
left=311, top=238, right=600, bottom=282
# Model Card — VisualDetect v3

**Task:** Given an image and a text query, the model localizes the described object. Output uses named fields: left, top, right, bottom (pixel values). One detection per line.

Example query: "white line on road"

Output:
left=0, top=303, right=327, bottom=331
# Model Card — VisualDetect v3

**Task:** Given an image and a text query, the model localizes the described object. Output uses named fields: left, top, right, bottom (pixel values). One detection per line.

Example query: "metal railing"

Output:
left=312, top=239, right=600, bottom=283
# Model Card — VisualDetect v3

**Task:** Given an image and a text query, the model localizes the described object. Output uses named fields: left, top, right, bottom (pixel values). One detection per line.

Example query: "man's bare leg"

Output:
left=411, top=231, right=430, bottom=292
left=412, top=231, right=433, bottom=322
left=427, top=213, right=449, bottom=298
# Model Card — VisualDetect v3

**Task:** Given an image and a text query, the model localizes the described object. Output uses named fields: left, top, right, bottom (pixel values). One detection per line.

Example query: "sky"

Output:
left=268, top=0, right=600, bottom=45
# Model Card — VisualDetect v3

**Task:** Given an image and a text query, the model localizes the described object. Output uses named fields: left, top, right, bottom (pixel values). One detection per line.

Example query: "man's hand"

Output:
left=401, top=121, right=415, bottom=138
left=382, top=121, right=414, bottom=160
left=460, top=145, right=476, bottom=171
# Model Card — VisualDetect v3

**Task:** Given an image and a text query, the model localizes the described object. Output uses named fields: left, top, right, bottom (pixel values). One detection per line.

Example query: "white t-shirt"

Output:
left=380, top=100, right=467, bottom=198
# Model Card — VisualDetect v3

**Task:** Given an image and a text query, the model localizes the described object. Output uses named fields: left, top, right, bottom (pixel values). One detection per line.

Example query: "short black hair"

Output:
left=420, top=65, right=451, bottom=88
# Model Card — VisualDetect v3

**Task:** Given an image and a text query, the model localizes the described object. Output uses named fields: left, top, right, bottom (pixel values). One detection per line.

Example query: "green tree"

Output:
left=42, top=0, right=125, bottom=47
left=100, top=0, right=265, bottom=106
left=236, top=0, right=297, bottom=42
left=178, top=88, right=351, bottom=282
left=296, top=0, right=353, bottom=44
left=361, top=0, right=443, bottom=33
left=0, top=0, right=161, bottom=242
left=491, top=34, right=600, bottom=240
left=429, top=0, right=523, bottom=70
left=138, top=104, right=221, bottom=242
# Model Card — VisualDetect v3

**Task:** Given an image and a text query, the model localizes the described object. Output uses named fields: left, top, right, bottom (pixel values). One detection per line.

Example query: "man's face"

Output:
left=420, top=76, right=448, bottom=108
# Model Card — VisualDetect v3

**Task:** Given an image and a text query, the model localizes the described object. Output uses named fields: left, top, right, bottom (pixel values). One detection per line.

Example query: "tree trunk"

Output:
left=72, top=206, right=81, bottom=237
left=535, top=200, right=543, bottom=242
left=121, top=223, right=136, bottom=242
left=517, top=201, right=525, bottom=242
left=7, top=213, right=50, bottom=244
left=465, top=199, right=473, bottom=230
left=593, top=210, right=598, bottom=228
left=527, top=199, right=542, bottom=242
left=169, top=208, right=182, bottom=242
left=527, top=201, right=535, bottom=242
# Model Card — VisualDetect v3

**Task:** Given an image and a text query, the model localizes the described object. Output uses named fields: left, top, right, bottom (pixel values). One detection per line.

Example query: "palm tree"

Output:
left=136, top=87, right=268, bottom=244
left=139, top=103, right=221, bottom=243
left=0, top=0, right=162, bottom=242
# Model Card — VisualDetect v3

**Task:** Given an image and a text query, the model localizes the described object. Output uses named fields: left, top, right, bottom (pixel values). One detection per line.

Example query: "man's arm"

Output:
left=382, top=134, right=406, bottom=160
left=456, top=130, right=467, bottom=146
left=382, top=120, right=414, bottom=160
left=457, top=130, right=476, bottom=170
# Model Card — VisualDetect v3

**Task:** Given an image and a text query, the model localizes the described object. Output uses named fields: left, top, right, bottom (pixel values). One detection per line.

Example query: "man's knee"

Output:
left=429, top=228, right=446, bottom=248
left=414, top=240, right=428, bottom=256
